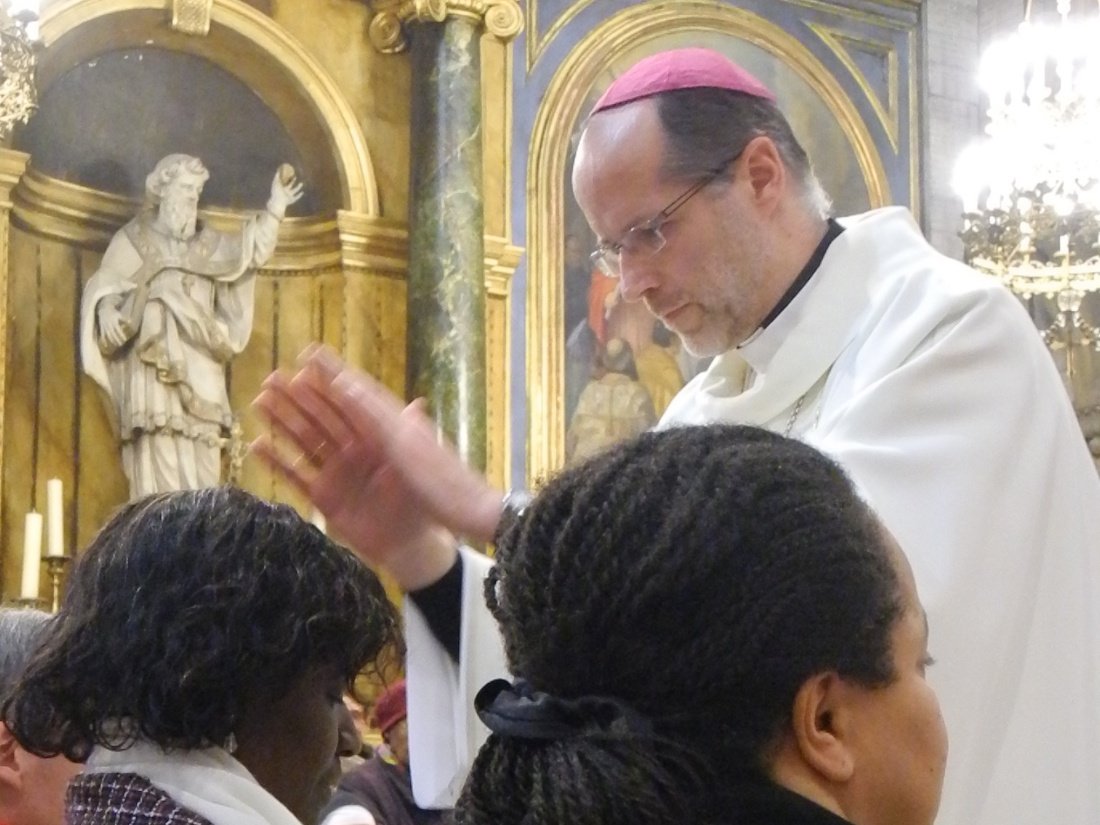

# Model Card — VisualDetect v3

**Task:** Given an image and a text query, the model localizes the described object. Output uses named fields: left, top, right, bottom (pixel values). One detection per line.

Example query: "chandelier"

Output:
left=0, top=0, right=37, bottom=139
left=953, top=0, right=1100, bottom=364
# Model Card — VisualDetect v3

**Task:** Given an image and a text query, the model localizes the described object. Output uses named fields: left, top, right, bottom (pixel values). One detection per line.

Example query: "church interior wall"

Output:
left=0, top=0, right=518, bottom=598
left=1, top=0, right=1093, bottom=597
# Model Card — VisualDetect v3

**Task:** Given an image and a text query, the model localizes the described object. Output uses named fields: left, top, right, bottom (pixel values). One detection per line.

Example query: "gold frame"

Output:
left=525, top=1, right=894, bottom=482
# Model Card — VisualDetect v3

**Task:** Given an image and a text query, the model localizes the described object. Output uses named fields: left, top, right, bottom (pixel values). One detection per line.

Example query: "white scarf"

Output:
left=86, top=741, right=302, bottom=825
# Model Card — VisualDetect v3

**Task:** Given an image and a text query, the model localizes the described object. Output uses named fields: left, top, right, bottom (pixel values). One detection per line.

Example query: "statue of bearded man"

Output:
left=80, top=154, right=302, bottom=499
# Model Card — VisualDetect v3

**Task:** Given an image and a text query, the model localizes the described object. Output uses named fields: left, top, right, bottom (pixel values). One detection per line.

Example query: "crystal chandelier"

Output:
left=0, top=0, right=38, bottom=140
left=954, top=0, right=1100, bottom=364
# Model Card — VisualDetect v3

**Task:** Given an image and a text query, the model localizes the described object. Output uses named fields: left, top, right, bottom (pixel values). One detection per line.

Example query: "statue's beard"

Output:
left=160, top=198, right=198, bottom=240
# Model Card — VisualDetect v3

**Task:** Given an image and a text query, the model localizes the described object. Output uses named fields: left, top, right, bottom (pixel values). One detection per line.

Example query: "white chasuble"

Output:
left=405, top=208, right=1100, bottom=825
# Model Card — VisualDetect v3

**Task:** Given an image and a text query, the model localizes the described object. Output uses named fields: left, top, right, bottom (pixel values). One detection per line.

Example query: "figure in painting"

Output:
left=566, top=338, right=656, bottom=462
left=565, top=247, right=688, bottom=464
left=80, top=154, right=302, bottom=499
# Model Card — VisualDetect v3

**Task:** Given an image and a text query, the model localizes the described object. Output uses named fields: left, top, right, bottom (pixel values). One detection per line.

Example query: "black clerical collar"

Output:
left=757, top=218, right=844, bottom=329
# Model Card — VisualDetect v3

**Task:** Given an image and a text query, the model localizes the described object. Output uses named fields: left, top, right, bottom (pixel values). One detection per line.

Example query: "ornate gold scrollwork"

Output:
left=368, top=0, right=522, bottom=53
left=171, top=0, right=214, bottom=36
left=483, top=0, right=523, bottom=40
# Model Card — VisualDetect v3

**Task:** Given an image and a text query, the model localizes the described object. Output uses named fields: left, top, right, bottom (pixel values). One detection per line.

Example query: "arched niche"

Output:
left=30, top=0, right=378, bottom=217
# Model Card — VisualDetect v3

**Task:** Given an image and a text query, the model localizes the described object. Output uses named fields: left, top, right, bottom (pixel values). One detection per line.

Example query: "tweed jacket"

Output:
left=66, top=772, right=214, bottom=825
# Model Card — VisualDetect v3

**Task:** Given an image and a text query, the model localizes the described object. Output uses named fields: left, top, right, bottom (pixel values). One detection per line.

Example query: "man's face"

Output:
left=572, top=100, right=774, bottom=357
left=158, top=171, right=204, bottom=240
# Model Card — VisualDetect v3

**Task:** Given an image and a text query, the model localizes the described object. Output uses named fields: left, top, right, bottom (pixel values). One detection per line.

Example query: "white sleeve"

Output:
left=405, top=546, right=508, bottom=808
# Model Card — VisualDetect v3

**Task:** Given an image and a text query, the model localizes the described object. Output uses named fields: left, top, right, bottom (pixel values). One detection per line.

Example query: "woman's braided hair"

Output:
left=457, top=424, right=902, bottom=825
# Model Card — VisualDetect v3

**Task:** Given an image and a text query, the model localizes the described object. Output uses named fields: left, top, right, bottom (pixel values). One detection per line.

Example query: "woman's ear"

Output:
left=789, top=672, right=856, bottom=783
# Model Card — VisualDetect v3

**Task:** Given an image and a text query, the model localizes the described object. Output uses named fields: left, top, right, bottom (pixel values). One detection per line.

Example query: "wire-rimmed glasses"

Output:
left=589, top=154, right=740, bottom=277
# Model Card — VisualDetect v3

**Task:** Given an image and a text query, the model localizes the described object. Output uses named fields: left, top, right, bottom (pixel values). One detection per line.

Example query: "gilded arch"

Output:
left=37, top=0, right=378, bottom=216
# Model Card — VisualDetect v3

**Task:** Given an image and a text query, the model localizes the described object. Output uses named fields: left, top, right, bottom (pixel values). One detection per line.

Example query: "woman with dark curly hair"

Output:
left=460, top=425, right=946, bottom=825
left=4, top=486, right=400, bottom=825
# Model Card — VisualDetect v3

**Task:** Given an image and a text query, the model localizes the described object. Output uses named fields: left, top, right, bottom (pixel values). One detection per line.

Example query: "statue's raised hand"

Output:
left=266, top=164, right=305, bottom=219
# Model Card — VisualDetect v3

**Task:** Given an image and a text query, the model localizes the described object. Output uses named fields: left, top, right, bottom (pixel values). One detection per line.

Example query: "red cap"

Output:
left=592, top=47, right=775, bottom=114
left=371, top=680, right=407, bottom=734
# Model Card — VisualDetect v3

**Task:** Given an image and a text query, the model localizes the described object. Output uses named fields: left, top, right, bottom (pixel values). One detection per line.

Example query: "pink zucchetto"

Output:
left=592, top=47, right=776, bottom=114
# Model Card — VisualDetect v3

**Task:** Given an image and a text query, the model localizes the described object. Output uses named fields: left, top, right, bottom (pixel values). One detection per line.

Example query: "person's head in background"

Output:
left=6, top=486, right=401, bottom=825
left=372, top=680, right=409, bottom=770
left=460, top=425, right=946, bottom=825
left=0, top=608, right=80, bottom=825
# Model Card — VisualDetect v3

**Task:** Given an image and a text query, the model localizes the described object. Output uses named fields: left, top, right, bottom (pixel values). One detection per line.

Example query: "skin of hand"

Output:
left=251, top=346, right=504, bottom=590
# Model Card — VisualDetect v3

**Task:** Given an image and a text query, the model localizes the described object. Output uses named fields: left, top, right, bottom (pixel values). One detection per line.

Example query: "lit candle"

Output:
left=20, top=511, right=43, bottom=599
left=310, top=507, right=327, bottom=535
left=46, top=478, right=64, bottom=557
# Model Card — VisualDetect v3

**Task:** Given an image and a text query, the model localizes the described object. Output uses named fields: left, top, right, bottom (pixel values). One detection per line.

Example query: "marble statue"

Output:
left=80, top=154, right=303, bottom=499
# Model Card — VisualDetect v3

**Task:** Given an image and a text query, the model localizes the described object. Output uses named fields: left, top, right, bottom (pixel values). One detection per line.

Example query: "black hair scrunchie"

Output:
left=475, top=678, right=654, bottom=741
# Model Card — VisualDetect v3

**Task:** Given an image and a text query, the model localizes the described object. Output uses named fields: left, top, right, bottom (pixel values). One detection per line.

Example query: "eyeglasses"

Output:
left=589, top=153, right=741, bottom=278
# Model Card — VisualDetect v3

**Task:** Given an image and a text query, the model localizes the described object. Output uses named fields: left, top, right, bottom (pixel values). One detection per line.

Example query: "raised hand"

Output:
left=251, top=346, right=503, bottom=589
left=266, top=165, right=305, bottom=219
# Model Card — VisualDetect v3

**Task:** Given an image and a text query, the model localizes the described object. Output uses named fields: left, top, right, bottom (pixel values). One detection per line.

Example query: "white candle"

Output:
left=310, top=507, right=327, bottom=535
left=46, top=478, right=64, bottom=557
left=20, top=511, right=43, bottom=599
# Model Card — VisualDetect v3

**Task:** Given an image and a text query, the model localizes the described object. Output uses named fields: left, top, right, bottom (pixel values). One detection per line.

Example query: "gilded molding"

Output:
left=369, top=0, right=522, bottom=53
left=0, top=148, right=30, bottom=207
left=39, top=0, right=380, bottom=216
left=13, top=167, right=138, bottom=247
left=337, top=210, right=409, bottom=274
left=12, top=167, right=341, bottom=270
left=171, top=0, right=214, bottom=35
left=525, top=1, right=893, bottom=481
left=336, top=210, right=522, bottom=290
left=484, top=235, right=523, bottom=297
left=526, top=0, right=916, bottom=71
left=0, top=148, right=27, bottom=512
left=808, top=23, right=900, bottom=152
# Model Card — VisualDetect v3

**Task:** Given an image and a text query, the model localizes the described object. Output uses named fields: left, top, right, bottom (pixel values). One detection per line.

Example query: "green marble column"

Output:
left=406, top=14, right=487, bottom=472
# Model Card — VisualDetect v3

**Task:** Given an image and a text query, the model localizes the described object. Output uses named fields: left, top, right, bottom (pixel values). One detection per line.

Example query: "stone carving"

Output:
left=368, top=0, right=522, bottom=53
left=80, top=154, right=302, bottom=499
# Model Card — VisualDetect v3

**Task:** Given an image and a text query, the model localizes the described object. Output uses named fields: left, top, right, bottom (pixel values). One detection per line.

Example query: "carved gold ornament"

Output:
left=368, top=0, right=522, bottom=53
left=171, top=0, right=214, bottom=36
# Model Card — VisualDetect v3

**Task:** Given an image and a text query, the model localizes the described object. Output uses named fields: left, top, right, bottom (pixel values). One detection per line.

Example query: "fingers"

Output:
left=106, top=323, right=129, bottom=349
left=249, top=433, right=315, bottom=497
left=254, top=372, right=345, bottom=466
left=299, top=344, right=345, bottom=385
